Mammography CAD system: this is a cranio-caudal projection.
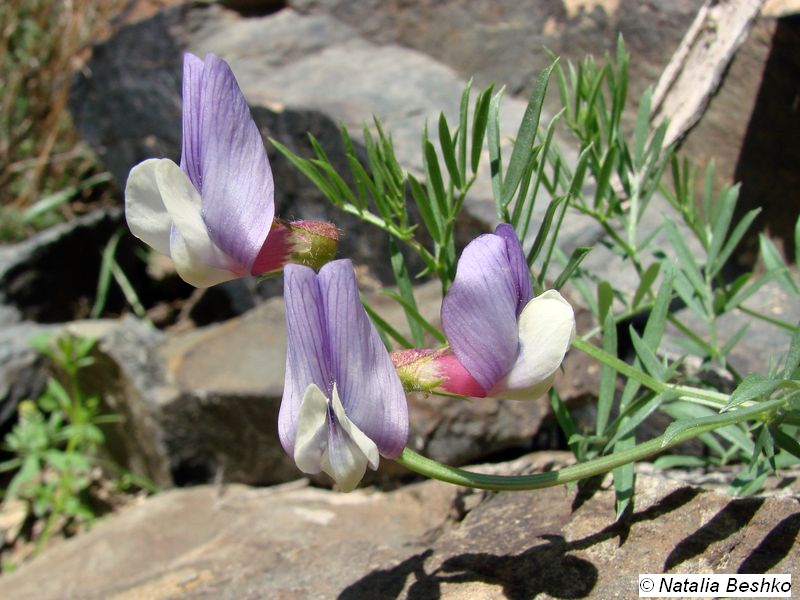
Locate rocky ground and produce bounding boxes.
[0,453,797,599]
[1,0,798,597]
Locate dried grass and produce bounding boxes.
[0,0,127,239]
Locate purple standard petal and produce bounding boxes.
[494,223,533,316]
[279,264,332,456]
[318,260,408,458]
[179,53,205,191]
[441,233,520,392]
[197,54,275,272]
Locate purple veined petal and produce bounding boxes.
[125,159,172,256]
[441,233,520,392]
[490,290,576,400]
[180,53,205,191]
[279,264,332,456]
[317,260,408,458]
[197,54,275,273]
[155,160,238,287]
[494,223,533,316]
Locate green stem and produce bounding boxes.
[36,369,84,556]
[739,305,798,332]
[571,337,729,406]
[395,398,782,491]
[582,302,654,339]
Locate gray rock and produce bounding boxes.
[0,453,795,599]
[663,279,800,377]
[290,0,704,103]
[0,322,57,433]
[65,318,174,488]
[404,463,799,599]
[291,0,800,268]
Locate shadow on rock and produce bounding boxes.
[339,551,432,600]
[738,510,800,574]
[406,541,598,600]
[664,497,765,571]
[340,487,702,599]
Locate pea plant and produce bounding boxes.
[0,332,153,562]
[274,40,799,515]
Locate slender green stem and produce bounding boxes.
[395,397,785,491]
[572,336,666,393]
[739,305,798,332]
[582,302,655,339]
[572,337,730,406]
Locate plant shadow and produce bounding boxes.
[340,487,701,599]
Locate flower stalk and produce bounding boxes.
[395,396,788,491]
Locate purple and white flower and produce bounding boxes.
[394,224,576,400]
[279,260,408,491]
[125,53,336,287]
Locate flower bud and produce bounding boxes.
[391,348,487,398]
[287,220,340,271]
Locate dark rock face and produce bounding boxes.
[68,10,184,191]
[0,323,56,436]
[0,209,129,324]
[731,16,800,266]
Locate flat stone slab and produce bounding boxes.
[1,453,796,599]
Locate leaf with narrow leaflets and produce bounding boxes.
[663,397,786,448]
[629,329,664,380]
[596,310,617,436]
[785,323,800,379]
[753,425,777,472]
[632,262,660,309]
[760,233,800,296]
[653,455,711,469]
[271,138,340,207]
[549,389,582,459]
[502,63,555,208]
[597,281,613,322]
[593,145,618,211]
[710,207,760,278]
[771,425,800,460]
[458,79,472,175]
[707,186,738,269]
[360,295,412,350]
[666,222,706,300]
[526,196,564,266]
[725,374,784,411]
[408,174,442,244]
[731,462,770,497]
[613,451,634,520]
[382,290,446,345]
[795,215,800,266]
[488,88,505,214]
[423,138,448,219]
[438,113,461,190]
[471,85,493,174]
[552,246,591,290]
[642,266,674,349]
[388,238,425,346]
